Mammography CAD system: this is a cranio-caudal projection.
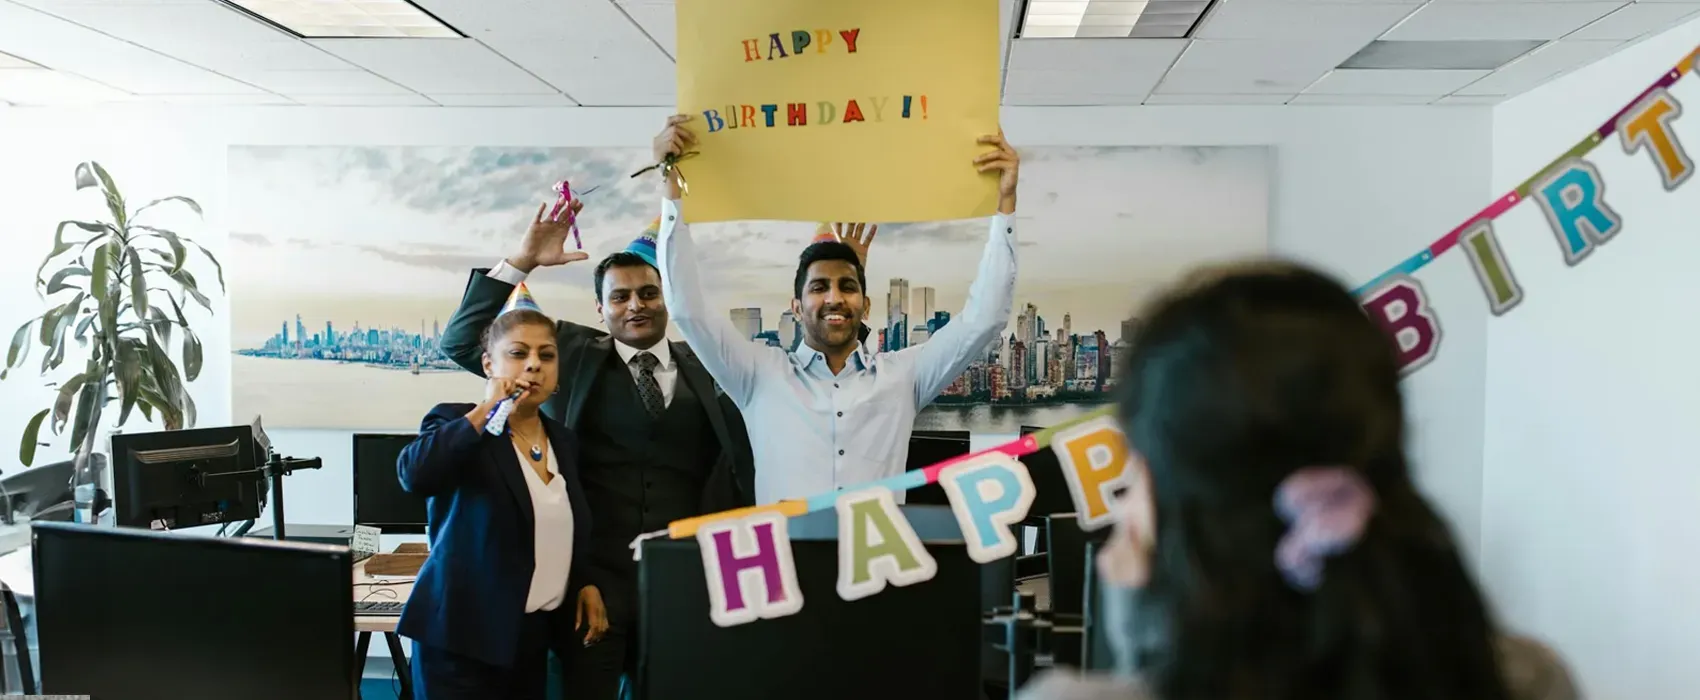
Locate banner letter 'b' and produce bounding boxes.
[1360,275,1442,375]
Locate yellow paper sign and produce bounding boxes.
[675,0,1002,223]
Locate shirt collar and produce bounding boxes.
[614,338,672,369]
[793,342,876,372]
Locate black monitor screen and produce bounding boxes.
[639,535,982,700]
[1021,425,1078,519]
[111,426,264,529]
[905,430,971,506]
[32,522,354,700]
[353,433,426,534]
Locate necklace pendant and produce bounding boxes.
[530,445,544,461]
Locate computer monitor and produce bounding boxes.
[0,457,83,523]
[353,433,427,534]
[32,521,355,700]
[904,429,971,506]
[638,508,983,700]
[1020,425,1077,519]
[111,425,265,529]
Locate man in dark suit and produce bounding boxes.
[439,200,754,700]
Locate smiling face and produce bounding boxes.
[792,258,868,354]
[597,262,668,349]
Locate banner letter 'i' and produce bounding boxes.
[1462,220,1524,315]
[1359,275,1442,375]
[1620,88,1693,192]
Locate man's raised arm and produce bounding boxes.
[653,115,772,408]
[910,132,1022,406]
[441,200,590,376]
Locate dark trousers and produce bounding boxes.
[566,571,636,700]
[413,611,558,700]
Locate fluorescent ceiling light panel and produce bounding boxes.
[1019,0,1214,39]
[219,0,462,38]
[1340,40,1545,71]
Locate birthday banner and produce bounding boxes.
[642,407,1138,627]
[673,0,1001,224]
[1358,44,1700,375]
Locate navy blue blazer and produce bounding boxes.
[395,402,593,668]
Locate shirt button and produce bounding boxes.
[1007,227,1013,234]
[836,411,843,417]
[833,383,840,388]
[838,449,845,456]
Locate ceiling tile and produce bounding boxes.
[428,93,576,106]
[1141,93,1294,104]
[616,0,676,57]
[239,69,412,95]
[308,38,557,95]
[288,93,436,106]
[0,68,133,104]
[1004,38,1187,104]
[142,93,298,105]
[1453,39,1623,94]
[26,2,356,74]
[1569,2,1700,40]
[0,1,267,94]
[1305,68,1490,94]
[1195,1,1419,40]
[1435,94,1508,105]
[0,52,41,69]
[1154,39,1361,94]
[1383,2,1628,40]
[1287,93,1439,104]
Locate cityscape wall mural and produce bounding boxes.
[227,144,1270,432]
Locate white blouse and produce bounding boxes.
[516,444,574,613]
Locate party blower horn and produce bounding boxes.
[484,282,544,435]
[550,179,600,250]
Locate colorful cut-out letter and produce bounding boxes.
[939,453,1035,562]
[1536,159,1622,265]
[1359,275,1442,375]
[697,512,804,627]
[1621,89,1692,192]
[1053,415,1135,531]
[835,487,938,602]
[1462,221,1523,316]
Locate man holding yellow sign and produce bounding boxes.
[651,114,1020,504]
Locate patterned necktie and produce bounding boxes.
[632,351,664,418]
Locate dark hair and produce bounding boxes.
[1115,261,1510,700]
[593,251,658,303]
[793,242,866,299]
[481,308,555,353]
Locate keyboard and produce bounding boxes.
[354,600,405,616]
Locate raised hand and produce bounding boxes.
[973,130,1020,214]
[831,222,878,267]
[653,114,696,165]
[509,199,591,273]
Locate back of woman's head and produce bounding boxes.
[1116,261,1510,700]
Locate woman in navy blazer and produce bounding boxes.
[396,307,608,699]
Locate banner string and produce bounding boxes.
[1352,44,1700,297]
[630,405,1116,549]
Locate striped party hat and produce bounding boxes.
[625,216,660,268]
[500,281,543,315]
[811,222,836,245]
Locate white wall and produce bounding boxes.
[1485,19,1700,700]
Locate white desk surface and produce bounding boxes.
[353,556,416,634]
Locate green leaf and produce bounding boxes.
[126,247,148,325]
[182,327,202,382]
[132,226,188,275]
[193,242,225,292]
[7,320,32,370]
[116,345,143,427]
[148,307,173,348]
[73,163,99,191]
[46,267,90,294]
[67,380,97,458]
[74,314,96,347]
[132,196,202,219]
[90,239,111,309]
[36,221,101,289]
[18,408,49,467]
[94,241,119,347]
[171,268,211,312]
[51,372,88,434]
[167,293,188,326]
[182,389,197,429]
[144,336,187,430]
[89,163,125,228]
[38,293,80,349]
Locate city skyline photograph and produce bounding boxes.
[228,144,1270,431]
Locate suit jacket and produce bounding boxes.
[394,403,592,668]
[438,271,756,568]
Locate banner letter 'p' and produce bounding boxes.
[1359,275,1442,375]
[939,453,1035,562]
[1536,158,1622,265]
[697,512,804,627]
[1053,415,1135,531]
[1620,88,1692,192]
[835,487,938,602]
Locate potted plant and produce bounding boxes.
[3,162,222,523]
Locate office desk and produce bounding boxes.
[353,556,416,700]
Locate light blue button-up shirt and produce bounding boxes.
[657,198,1017,503]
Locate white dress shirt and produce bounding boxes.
[656,198,1017,503]
[517,444,574,613]
[487,261,678,407]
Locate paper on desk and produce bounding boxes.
[0,546,34,598]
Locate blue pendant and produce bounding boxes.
[530,445,544,462]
